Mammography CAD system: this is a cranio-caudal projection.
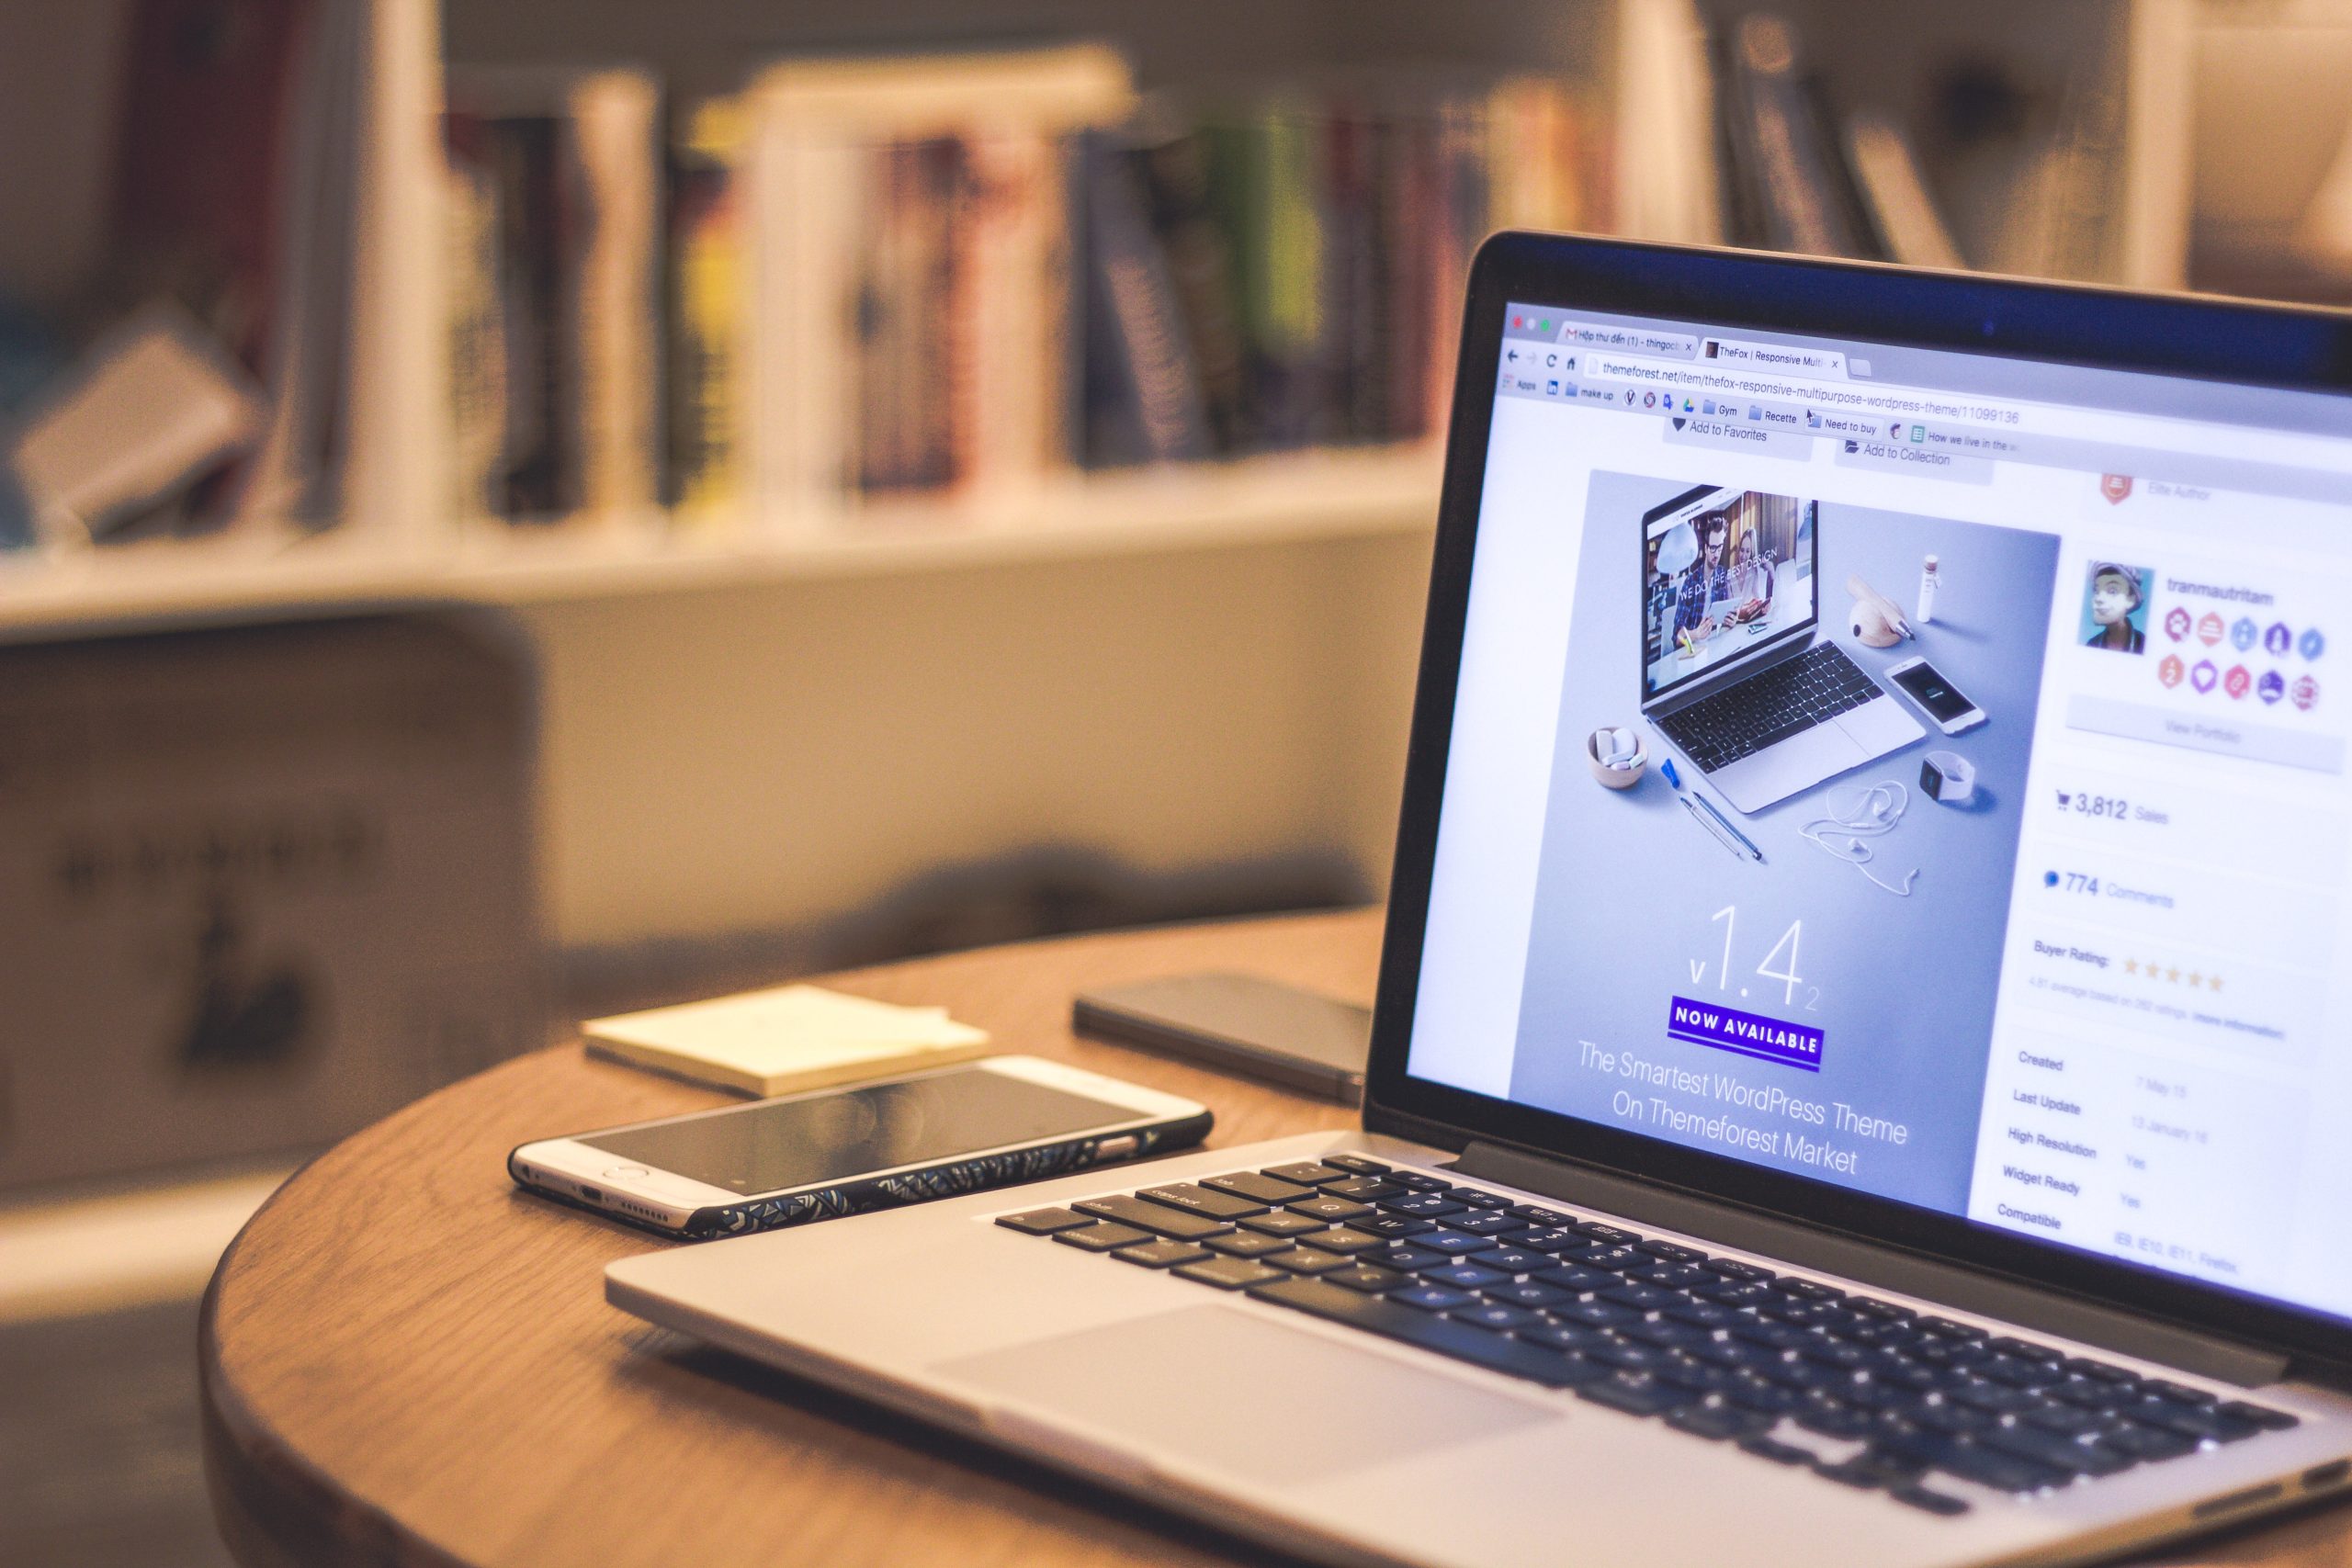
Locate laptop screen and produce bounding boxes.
[1406,299,2352,1325]
[1641,486,1819,703]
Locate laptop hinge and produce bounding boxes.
[1451,1140,2290,1389]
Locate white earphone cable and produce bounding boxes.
[1800,780,1917,897]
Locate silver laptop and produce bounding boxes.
[1638,483,1925,813]
[609,236,2352,1568]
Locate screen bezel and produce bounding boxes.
[1639,485,1822,705]
[1364,232,2352,1372]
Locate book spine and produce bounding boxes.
[568,71,661,518]
[441,111,508,523]
[1135,127,1250,456]
[664,96,748,524]
[1074,130,1211,467]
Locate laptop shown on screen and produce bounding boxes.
[1635,481,1926,811]
[608,237,2352,1568]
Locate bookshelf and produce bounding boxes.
[0,0,2207,634]
[0,444,1441,636]
[0,0,2250,960]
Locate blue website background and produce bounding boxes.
[1507,469,2062,1212]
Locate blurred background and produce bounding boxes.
[3,1,2350,1562]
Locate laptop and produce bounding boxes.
[1639,482,1927,813]
[609,236,2352,1567]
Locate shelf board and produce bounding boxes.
[0,446,1442,637]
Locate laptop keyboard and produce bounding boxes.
[998,1157,2298,1517]
[1657,641,1884,773]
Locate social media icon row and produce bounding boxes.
[2157,655,2319,709]
[2162,606,2324,660]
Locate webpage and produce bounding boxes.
[1409,304,2352,1322]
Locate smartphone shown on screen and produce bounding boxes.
[510,1055,1211,1239]
[1884,655,1987,735]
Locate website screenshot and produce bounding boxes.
[1409,304,2352,1323]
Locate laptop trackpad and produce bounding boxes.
[935,1304,1559,1481]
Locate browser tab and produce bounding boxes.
[1555,321,1699,359]
[1701,336,1848,379]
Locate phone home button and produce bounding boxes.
[605,1166,651,1180]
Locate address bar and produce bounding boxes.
[1587,355,2352,472]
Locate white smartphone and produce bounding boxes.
[510,1055,1212,1239]
[1885,655,1987,734]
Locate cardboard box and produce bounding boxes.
[0,612,543,1190]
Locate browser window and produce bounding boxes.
[1408,301,2352,1322]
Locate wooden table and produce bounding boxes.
[202,909,2352,1568]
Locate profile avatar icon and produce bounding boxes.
[2083,562,2150,655]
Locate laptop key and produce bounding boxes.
[1137,1184,1267,1221]
[1261,1162,1351,1187]
[1579,1372,1700,1417]
[1467,1247,1548,1274]
[1413,1229,1501,1257]
[1390,1285,1477,1313]
[1319,1155,1391,1177]
[1115,1240,1215,1269]
[1380,1193,1467,1218]
[1074,1195,1231,1240]
[1253,1277,1606,1388]
[994,1208,1095,1235]
[1203,1230,1294,1258]
[1370,1244,1447,1273]
[1362,1215,1435,1238]
[1175,1256,1290,1291]
[2218,1401,2300,1432]
[1322,1179,1406,1205]
[1266,1247,1351,1275]
[1888,1485,1972,1517]
[1288,1195,1376,1224]
[1451,1212,1525,1236]
[1979,1424,2133,1479]
[1238,1211,1328,1237]
[1449,1303,1545,1333]
[1054,1222,1157,1252]
[1306,1226,1382,1255]
[1201,1171,1317,1205]
[1423,1262,1510,1292]
[1323,1263,1407,1293]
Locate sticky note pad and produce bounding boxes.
[583,984,991,1096]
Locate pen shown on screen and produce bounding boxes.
[1661,757,1765,863]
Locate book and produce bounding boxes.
[742,43,1133,516]
[444,65,661,523]
[664,95,748,524]
[1724,13,1871,259]
[9,301,265,539]
[1845,113,1965,270]
[1074,130,1212,467]
[583,983,992,1097]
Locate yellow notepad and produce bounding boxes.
[583,984,991,1096]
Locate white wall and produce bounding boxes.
[522,529,1431,950]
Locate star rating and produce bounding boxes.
[2129,959,2223,990]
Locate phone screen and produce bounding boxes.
[1891,660,1975,722]
[577,1068,1136,1196]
